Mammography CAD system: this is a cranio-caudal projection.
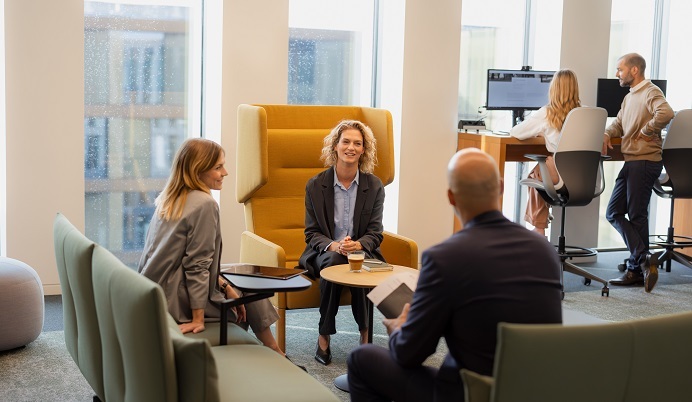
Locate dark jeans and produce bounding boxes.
[347,344,463,402]
[606,160,663,272]
[316,251,368,335]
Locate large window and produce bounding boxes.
[458,0,526,220]
[459,0,563,223]
[287,0,375,106]
[84,1,203,266]
[607,0,656,76]
[660,0,692,110]
[528,0,563,71]
[458,0,526,131]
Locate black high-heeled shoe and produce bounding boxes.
[314,339,332,365]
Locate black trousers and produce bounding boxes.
[316,251,368,335]
[347,344,464,402]
[606,160,663,271]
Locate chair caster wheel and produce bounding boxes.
[601,287,609,297]
[617,263,627,272]
[583,278,591,286]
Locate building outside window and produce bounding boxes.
[287,0,375,106]
[84,1,202,267]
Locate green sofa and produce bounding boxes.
[461,311,692,402]
[54,213,339,402]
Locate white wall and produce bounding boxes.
[4,0,84,295]
[396,0,463,256]
[561,0,612,107]
[218,0,289,263]
[550,0,613,250]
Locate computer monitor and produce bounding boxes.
[486,69,555,111]
[596,78,668,117]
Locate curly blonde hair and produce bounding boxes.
[320,120,377,173]
[545,69,581,132]
[155,138,224,221]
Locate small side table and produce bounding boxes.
[220,270,311,346]
[320,264,419,392]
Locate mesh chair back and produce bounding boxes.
[662,109,692,198]
[554,107,608,206]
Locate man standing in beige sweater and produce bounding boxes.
[603,53,674,293]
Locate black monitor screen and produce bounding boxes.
[486,69,555,110]
[596,78,667,117]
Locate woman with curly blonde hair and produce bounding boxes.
[320,120,378,173]
[299,119,386,365]
[510,69,582,235]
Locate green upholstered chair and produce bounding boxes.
[461,311,692,402]
[91,244,340,402]
[53,213,104,401]
[53,214,261,402]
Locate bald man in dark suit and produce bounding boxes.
[347,148,563,401]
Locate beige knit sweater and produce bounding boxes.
[604,80,674,162]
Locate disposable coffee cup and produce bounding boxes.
[348,251,365,272]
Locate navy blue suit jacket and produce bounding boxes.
[389,210,562,390]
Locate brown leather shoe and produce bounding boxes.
[644,254,659,293]
[610,270,644,286]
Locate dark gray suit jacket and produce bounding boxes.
[299,167,385,278]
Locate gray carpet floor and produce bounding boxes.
[2,250,691,402]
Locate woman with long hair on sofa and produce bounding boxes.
[137,138,285,355]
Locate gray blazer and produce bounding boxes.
[138,190,226,323]
[299,167,385,277]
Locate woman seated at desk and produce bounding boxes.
[510,69,581,235]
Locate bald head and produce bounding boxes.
[447,148,502,222]
[620,53,646,76]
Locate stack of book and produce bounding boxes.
[363,259,393,272]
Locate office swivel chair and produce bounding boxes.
[649,109,692,273]
[521,107,610,298]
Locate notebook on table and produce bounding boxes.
[363,259,393,272]
[221,263,307,280]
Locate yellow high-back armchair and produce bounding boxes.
[236,104,418,350]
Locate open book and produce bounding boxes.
[367,271,420,319]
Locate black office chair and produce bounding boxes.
[521,106,610,298]
[649,109,692,272]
